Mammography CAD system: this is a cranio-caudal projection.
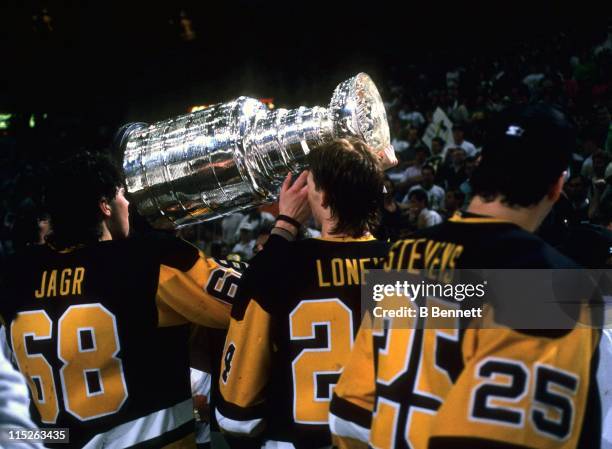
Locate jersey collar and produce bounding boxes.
[449,211,515,225]
[315,234,376,242]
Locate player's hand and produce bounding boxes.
[277,171,311,231]
[377,144,398,170]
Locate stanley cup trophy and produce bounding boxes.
[116,73,390,229]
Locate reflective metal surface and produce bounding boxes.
[118,73,390,229]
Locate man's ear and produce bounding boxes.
[99,198,112,218]
[321,191,329,209]
[548,172,566,203]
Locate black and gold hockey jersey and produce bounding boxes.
[0,233,244,448]
[330,212,602,449]
[216,234,389,449]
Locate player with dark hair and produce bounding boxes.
[0,152,243,448]
[216,138,390,448]
[330,105,602,449]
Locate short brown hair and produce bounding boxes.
[307,138,384,237]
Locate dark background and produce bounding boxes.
[0,2,610,259]
[0,2,609,217]
[0,2,607,123]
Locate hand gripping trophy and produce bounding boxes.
[115,73,391,229]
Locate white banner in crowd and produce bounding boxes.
[422,107,453,149]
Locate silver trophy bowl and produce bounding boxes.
[117,73,389,229]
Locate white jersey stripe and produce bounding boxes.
[215,408,262,437]
[599,328,612,449]
[82,398,193,449]
[261,440,297,448]
[329,411,370,444]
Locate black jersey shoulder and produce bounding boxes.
[412,220,594,335]
[127,232,200,271]
[232,237,389,319]
[412,219,579,269]
[0,233,198,323]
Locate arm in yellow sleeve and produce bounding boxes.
[215,299,273,438]
[156,255,240,328]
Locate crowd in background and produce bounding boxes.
[1,26,612,264]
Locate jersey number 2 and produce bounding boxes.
[289,298,354,425]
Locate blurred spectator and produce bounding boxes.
[599,106,612,154]
[390,120,409,154]
[375,176,409,241]
[522,65,546,96]
[459,155,478,205]
[397,126,428,166]
[398,98,426,129]
[407,189,442,229]
[209,241,230,260]
[563,174,590,224]
[11,209,49,250]
[446,67,462,89]
[443,124,478,158]
[580,128,604,179]
[426,137,446,178]
[232,221,256,261]
[235,209,275,241]
[394,146,430,195]
[486,90,506,113]
[446,87,470,124]
[402,165,445,211]
[221,212,244,246]
[442,189,466,219]
[593,149,610,182]
[440,147,468,190]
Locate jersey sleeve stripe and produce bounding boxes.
[215,396,267,421]
[329,411,370,445]
[429,436,535,449]
[215,408,263,437]
[260,440,297,448]
[81,398,193,448]
[329,393,372,429]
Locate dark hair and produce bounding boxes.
[421,164,435,175]
[307,138,384,237]
[431,137,445,146]
[383,175,395,195]
[471,104,576,207]
[44,151,124,248]
[566,173,586,186]
[409,188,429,207]
[448,189,466,204]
